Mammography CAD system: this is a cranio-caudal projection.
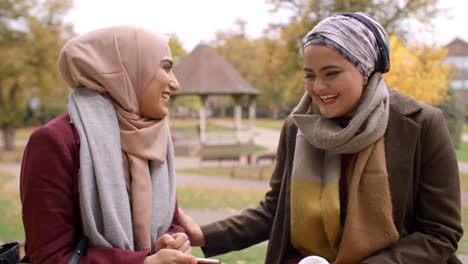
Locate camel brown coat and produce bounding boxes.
[201,89,463,264]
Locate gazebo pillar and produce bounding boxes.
[248,95,257,145]
[233,95,243,143]
[248,95,256,129]
[233,95,242,130]
[199,95,208,144]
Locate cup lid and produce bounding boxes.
[298,256,329,264]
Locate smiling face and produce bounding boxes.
[303,44,366,118]
[140,47,180,119]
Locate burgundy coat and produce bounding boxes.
[20,113,185,264]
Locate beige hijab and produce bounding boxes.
[59,25,170,251]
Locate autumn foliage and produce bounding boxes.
[385,36,452,105]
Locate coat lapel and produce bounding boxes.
[385,90,422,231]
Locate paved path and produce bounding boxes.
[211,120,280,152]
[0,162,21,189]
[252,127,280,152]
[0,162,20,175]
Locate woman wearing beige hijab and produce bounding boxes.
[20,25,197,264]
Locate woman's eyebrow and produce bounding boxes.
[320,65,340,71]
[161,59,173,66]
[303,65,341,72]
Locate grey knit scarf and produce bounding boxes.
[290,73,393,262]
[68,87,176,252]
[292,73,389,154]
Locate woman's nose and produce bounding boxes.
[169,75,180,91]
[313,78,326,92]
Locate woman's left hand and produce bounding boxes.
[155,233,192,255]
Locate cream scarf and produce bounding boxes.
[290,73,399,263]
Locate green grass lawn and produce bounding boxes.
[461,172,468,192]
[0,171,24,242]
[459,205,468,253]
[456,142,468,162]
[459,173,468,253]
[192,245,267,264]
[177,165,274,180]
[170,119,236,141]
[255,119,283,131]
[202,145,268,156]
[177,186,265,209]
[171,118,284,132]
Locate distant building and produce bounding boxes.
[445,38,468,90]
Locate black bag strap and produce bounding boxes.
[18,237,87,264]
[67,237,88,264]
[0,242,20,264]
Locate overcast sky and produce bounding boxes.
[67,0,468,52]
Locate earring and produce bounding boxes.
[363,76,369,84]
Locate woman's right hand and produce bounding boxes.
[177,208,206,247]
[143,248,197,264]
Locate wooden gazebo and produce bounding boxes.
[173,44,260,144]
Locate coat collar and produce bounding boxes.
[389,88,422,116]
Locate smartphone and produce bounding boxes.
[196,257,222,264]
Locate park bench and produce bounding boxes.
[200,153,240,166]
[255,152,276,165]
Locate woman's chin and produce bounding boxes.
[319,109,339,119]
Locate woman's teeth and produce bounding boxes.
[320,93,338,102]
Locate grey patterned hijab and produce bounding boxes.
[295,12,391,152]
[303,13,389,78]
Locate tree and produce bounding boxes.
[166,34,201,116]
[438,87,464,149]
[0,0,74,151]
[267,0,440,37]
[385,35,451,105]
[168,33,187,66]
[211,19,293,118]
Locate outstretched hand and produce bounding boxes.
[177,208,206,247]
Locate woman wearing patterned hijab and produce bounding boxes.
[179,13,462,264]
[20,26,197,264]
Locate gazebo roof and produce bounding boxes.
[173,44,260,96]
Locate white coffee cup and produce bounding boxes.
[298,256,329,264]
